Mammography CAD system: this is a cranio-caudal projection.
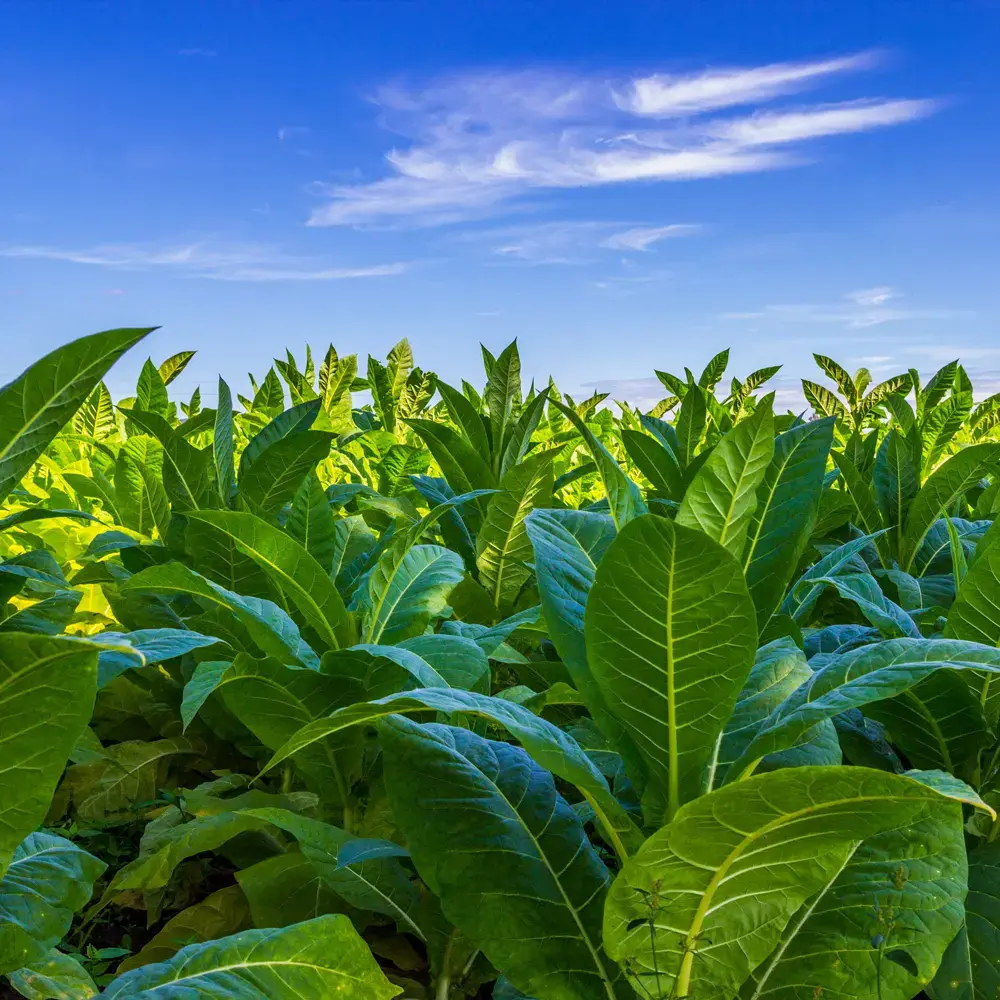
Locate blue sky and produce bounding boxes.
[2,1,998,409]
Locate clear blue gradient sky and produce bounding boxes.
[1,1,998,409]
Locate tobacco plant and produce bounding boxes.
[2,329,1000,999]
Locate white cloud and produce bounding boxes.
[848,285,897,307]
[721,287,961,329]
[309,53,938,227]
[601,224,699,251]
[458,219,698,264]
[0,242,409,282]
[278,126,310,141]
[617,53,873,116]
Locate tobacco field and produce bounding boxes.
[4,325,1000,999]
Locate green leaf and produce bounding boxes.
[0,590,82,635]
[123,562,319,668]
[184,655,361,806]
[500,390,550,479]
[72,381,115,440]
[0,833,105,975]
[361,543,464,645]
[262,686,638,855]
[214,377,236,504]
[0,327,153,503]
[902,444,1000,570]
[437,380,490,461]
[7,948,98,999]
[866,667,992,776]
[381,718,627,1000]
[235,853,350,929]
[697,348,729,390]
[95,628,223,687]
[477,449,554,609]
[236,431,333,518]
[115,886,251,973]
[675,383,707,466]
[102,915,401,999]
[585,515,757,822]
[604,767,975,1000]
[0,508,95,533]
[743,417,834,628]
[184,510,356,650]
[66,737,198,824]
[745,795,966,1000]
[832,449,893,565]
[125,409,217,511]
[783,531,886,623]
[136,358,171,418]
[715,638,839,786]
[158,350,195,386]
[676,397,774,556]
[485,340,521,470]
[621,428,683,499]
[874,429,920,559]
[0,636,97,874]
[238,400,320,480]
[550,399,646,530]
[729,638,1000,777]
[405,419,497,528]
[802,378,847,420]
[115,440,170,539]
[286,472,338,572]
[811,573,921,638]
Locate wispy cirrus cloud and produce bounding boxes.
[721,286,962,329]
[309,52,938,227]
[462,219,699,264]
[0,242,409,282]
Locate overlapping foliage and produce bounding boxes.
[3,331,1000,998]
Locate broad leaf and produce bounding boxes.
[585,515,757,821]
[0,833,105,975]
[676,397,774,556]
[0,636,98,874]
[743,417,834,627]
[184,510,356,650]
[381,718,628,1000]
[0,327,152,503]
[604,767,978,1000]
[102,915,401,999]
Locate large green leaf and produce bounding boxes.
[550,399,646,530]
[902,444,1000,570]
[585,515,757,821]
[604,767,978,1000]
[0,833,105,975]
[214,377,236,504]
[485,339,521,470]
[477,449,554,609]
[715,638,839,786]
[0,327,153,503]
[832,450,893,566]
[184,510,356,650]
[122,562,319,668]
[0,636,98,874]
[102,915,401,999]
[676,398,774,556]
[742,807,966,1000]
[729,638,1000,778]
[116,886,251,973]
[743,417,834,627]
[6,948,97,999]
[381,718,628,1000]
[874,429,920,558]
[865,667,991,777]
[436,380,490,460]
[184,654,362,806]
[236,431,332,518]
[360,542,464,645]
[239,399,320,476]
[125,409,217,511]
[286,472,338,572]
[261,686,640,856]
[621,427,683,499]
